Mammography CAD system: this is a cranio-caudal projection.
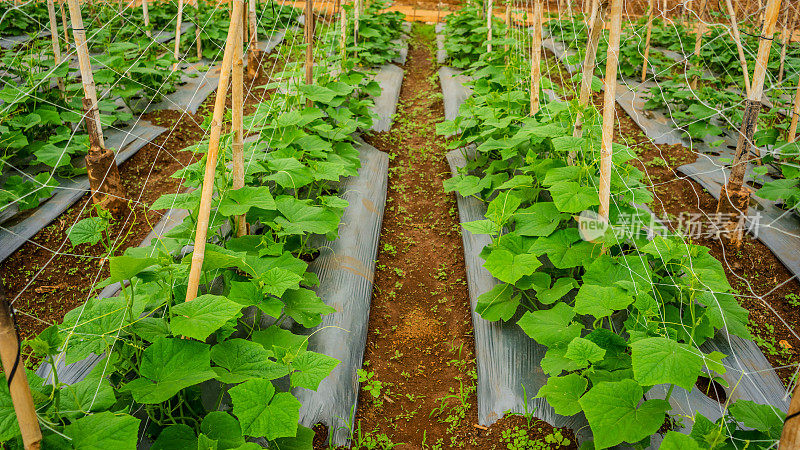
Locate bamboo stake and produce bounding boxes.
[530,0,542,114]
[173,0,184,71]
[67,0,104,149]
[185,0,244,302]
[142,0,151,37]
[487,0,493,53]
[572,0,605,141]
[59,0,70,45]
[0,291,42,450]
[641,0,655,83]
[46,0,64,93]
[246,0,260,78]
[689,0,708,90]
[725,0,751,96]
[789,79,800,141]
[354,0,359,45]
[717,0,782,246]
[305,0,314,91]
[598,0,622,222]
[504,0,511,54]
[780,378,800,449]
[232,7,246,237]
[340,0,347,59]
[778,1,799,83]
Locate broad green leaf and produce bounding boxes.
[564,337,606,368]
[64,412,139,450]
[536,277,577,305]
[269,425,315,450]
[59,375,116,418]
[630,337,704,390]
[126,338,216,404]
[462,219,497,235]
[228,280,283,318]
[201,411,246,449]
[152,424,196,450]
[275,197,340,236]
[482,248,541,284]
[282,288,335,328]
[475,283,519,321]
[574,284,634,318]
[660,431,702,449]
[485,191,522,225]
[728,400,784,438]
[107,255,159,284]
[211,338,289,384]
[229,379,301,440]
[290,350,340,390]
[549,181,600,213]
[579,380,670,449]
[0,378,19,441]
[170,294,242,341]
[218,186,276,216]
[517,303,582,348]
[513,202,569,237]
[67,217,108,246]
[535,373,587,416]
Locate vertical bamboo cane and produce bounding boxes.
[689,0,707,90]
[354,0,359,45]
[780,378,800,449]
[530,0,542,114]
[341,0,347,59]
[185,0,244,302]
[598,0,622,222]
[641,0,655,82]
[59,0,70,45]
[725,0,752,96]
[778,2,799,83]
[67,0,104,149]
[46,0,64,93]
[572,0,605,141]
[504,0,511,54]
[487,0,493,53]
[246,0,260,78]
[232,9,246,237]
[662,0,667,20]
[717,0,781,246]
[789,79,800,141]
[305,0,314,92]
[142,0,151,37]
[0,292,42,450]
[173,0,184,71]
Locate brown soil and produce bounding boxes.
[543,51,800,386]
[1,49,287,352]
[336,25,576,450]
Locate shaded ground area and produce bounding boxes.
[345,24,576,450]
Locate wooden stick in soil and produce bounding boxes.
[232,7,246,237]
[487,0,493,53]
[778,2,799,83]
[598,0,622,222]
[689,0,708,90]
[246,0,260,79]
[0,289,42,450]
[641,0,655,83]
[572,0,606,144]
[46,0,64,93]
[173,0,184,71]
[530,0,542,115]
[185,0,244,302]
[716,0,782,247]
[724,0,752,96]
[59,0,70,45]
[780,378,800,449]
[354,0,359,45]
[142,0,151,37]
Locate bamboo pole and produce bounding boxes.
[173,0,184,71]
[0,291,42,450]
[59,0,70,45]
[142,0,151,37]
[305,0,314,91]
[689,0,708,90]
[641,0,655,82]
[789,79,800,141]
[780,378,800,449]
[572,0,605,142]
[232,7,246,237]
[598,0,622,222]
[354,0,359,45]
[487,0,493,53]
[716,0,782,246]
[724,0,751,96]
[530,0,542,114]
[246,0,260,78]
[185,0,244,302]
[46,0,64,93]
[341,0,347,58]
[67,0,106,150]
[504,0,511,54]
[778,2,799,83]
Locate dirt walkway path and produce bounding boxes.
[348,25,575,450]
